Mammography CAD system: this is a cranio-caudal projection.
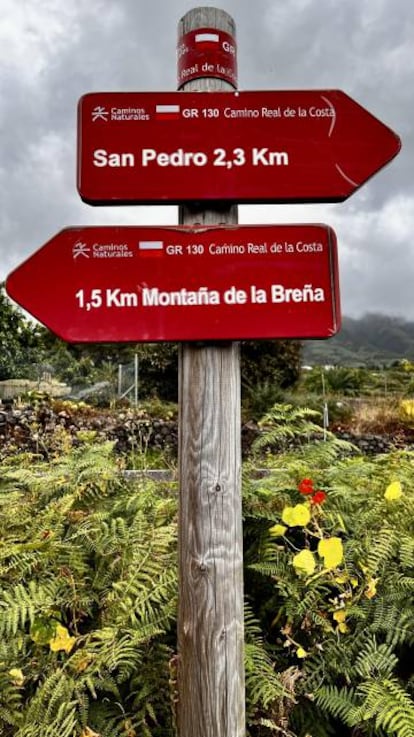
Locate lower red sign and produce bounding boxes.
[6,225,341,343]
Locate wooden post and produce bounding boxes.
[134,353,138,407]
[177,8,245,737]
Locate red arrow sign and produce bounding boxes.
[77,90,400,205]
[6,225,340,343]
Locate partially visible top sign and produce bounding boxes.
[77,90,400,206]
[177,27,237,88]
[6,224,340,343]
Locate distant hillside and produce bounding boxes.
[302,314,414,365]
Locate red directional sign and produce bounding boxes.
[77,90,400,205]
[6,225,340,343]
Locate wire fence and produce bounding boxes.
[117,355,139,405]
[0,356,141,407]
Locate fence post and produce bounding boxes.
[134,353,138,407]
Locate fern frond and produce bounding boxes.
[315,684,359,725]
[0,670,24,729]
[245,642,286,709]
[253,403,325,452]
[365,598,414,647]
[353,638,398,679]
[366,527,397,576]
[357,677,414,737]
[0,579,61,636]
[398,535,414,568]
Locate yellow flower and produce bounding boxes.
[400,399,414,417]
[269,523,287,537]
[365,577,378,599]
[333,609,349,633]
[334,573,348,584]
[9,668,24,686]
[384,481,403,501]
[72,654,93,673]
[49,624,76,654]
[293,549,316,576]
[334,572,357,587]
[282,503,311,527]
[296,646,308,658]
[318,537,344,570]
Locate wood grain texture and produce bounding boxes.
[178,6,236,36]
[177,8,245,737]
[178,344,244,737]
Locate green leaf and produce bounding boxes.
[30,617,59,646]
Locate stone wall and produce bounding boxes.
[1,402,414,461]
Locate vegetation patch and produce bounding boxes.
[1,407,414,736]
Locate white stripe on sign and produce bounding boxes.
[155,105,180,114]
[138,241,164,251]
[195,32,219,43]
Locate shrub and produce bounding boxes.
[243,405,414,736]
[0,444,178,737]
[1,407,414,736]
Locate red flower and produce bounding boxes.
[298,478,314,495]
[311,490,327,505]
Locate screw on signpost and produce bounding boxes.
[176,8,245,737]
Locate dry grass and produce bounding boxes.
[349,398,405,434]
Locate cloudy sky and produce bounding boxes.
[1,0,412,320]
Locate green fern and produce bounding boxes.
[356,677,414,737]
[0,444,178,737]
[252,403,327,452]
[353,639,398,680]
[1,407,414,736]
[242,407,414,737]
[315,684,359,725]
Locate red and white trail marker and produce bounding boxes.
[177,26,237,87]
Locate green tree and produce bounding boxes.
[135,343,179,400]
[242,340,302,390]
[133,340,302,403]
[0,285,43,380]
[302,366,364,396]
[7,315,302,403]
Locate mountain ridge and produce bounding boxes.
[302,313,414,365]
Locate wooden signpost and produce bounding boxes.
[177,10,245,737]
[5,6,401,737]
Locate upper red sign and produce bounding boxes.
[177,27,237,88]
[6,225,340,343]
[77,90,400,205]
